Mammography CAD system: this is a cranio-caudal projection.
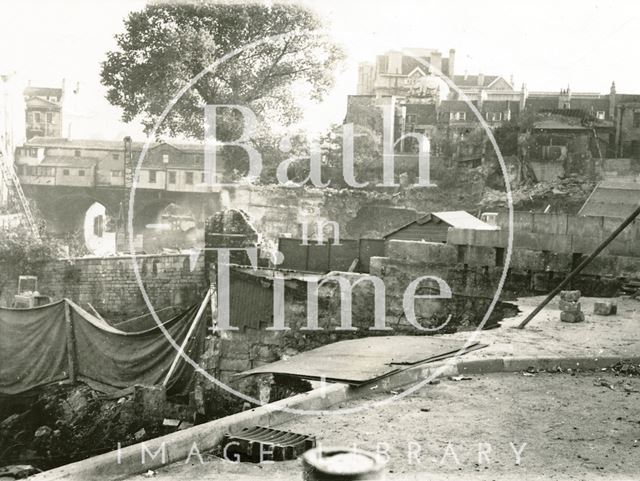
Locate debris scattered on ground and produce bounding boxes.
[594,378,615,390]
[449,375,473,381]
[420,407,431,412]
[0,382,193,471]
[480,176,596,211]
[162,418,180,428]
[0,464,41,478]
[605,360,640,377]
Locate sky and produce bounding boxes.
[1,0,639,140]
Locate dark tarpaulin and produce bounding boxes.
[0,300,205,396]
[68,301,204,395]
[0,301,68,395]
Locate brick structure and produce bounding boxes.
[0,254,207,320]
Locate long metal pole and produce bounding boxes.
[162,288,212,387]
[517,203,640,329]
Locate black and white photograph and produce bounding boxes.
[0,1,639,480]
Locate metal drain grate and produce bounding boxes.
[221,426,316,462]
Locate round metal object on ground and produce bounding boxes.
[301,446,387,480]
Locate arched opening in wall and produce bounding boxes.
[136,201,203,253]
[83,202,116,256]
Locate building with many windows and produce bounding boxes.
[24,83,64,139]
[14,137,223,193]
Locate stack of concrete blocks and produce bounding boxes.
[593,301,617,316]
[559,290,584,323]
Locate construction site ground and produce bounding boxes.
[120,295,640,481]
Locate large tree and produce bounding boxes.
[101,3,344,140]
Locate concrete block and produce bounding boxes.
[571,235,601,254]
[593,301,617,316]
[424,243,458,265]
[559,300,581,312]
[368,256,388,276]
[386,240,425,261]
[514,232,572,253]
[580,255,618,276]
[446,228,475,246]
[509,248,546,271]
[545,252,572,272]
[133,384,166,419]
[567,215,603,238]
[560,311,584,323]
[457,358,505,374]
[560,290,581,302]
[470,229,508,248]
[218,358,252,372]
[532,213,568,235]
[466,246,496,267]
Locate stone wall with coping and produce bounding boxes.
[0,253,207,320]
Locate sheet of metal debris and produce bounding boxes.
[235,336,486,384]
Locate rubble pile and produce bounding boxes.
[480,176,597,212]
[559,290,584,323]
[0,383,166,470]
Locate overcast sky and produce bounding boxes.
[1,0,638,140]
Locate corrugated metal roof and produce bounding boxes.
[578,181,640,218]
[384,210,497,238]
[431,211,498,230]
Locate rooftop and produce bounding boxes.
[579,180,640,218]
[24,137,206,152]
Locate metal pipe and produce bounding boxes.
[517,202,640,329]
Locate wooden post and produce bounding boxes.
[162,288,212,387]
[64,300,77,383]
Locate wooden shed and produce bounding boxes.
[383,211,497,243]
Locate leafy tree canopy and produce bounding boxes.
[101,3,345,140]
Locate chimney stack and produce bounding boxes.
[477,72,485,87]
[448,48,456,78]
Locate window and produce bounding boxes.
[63,169,70,176]
[185,171,194,184]
[633,111,640,128]
[112,153,119,160]
[162,154,169,164]
[93,216,104,238]
[35,166,54,176]
[74,149,81,157]
[406,114,417,124]
[168,171,176,184]
[596,111,606,120]
[195,154,203,164]
[46,113,53,123]
[78,169,85,176]
[34,112,41,123]
[148,170,157,183]
[111,170,122,177]
[201,172,206,183]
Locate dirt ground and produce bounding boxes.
[126,370,640,481]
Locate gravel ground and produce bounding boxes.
[127,371,640,481]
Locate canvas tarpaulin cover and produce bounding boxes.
[0,301,68,395]
[0,300,204,396]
